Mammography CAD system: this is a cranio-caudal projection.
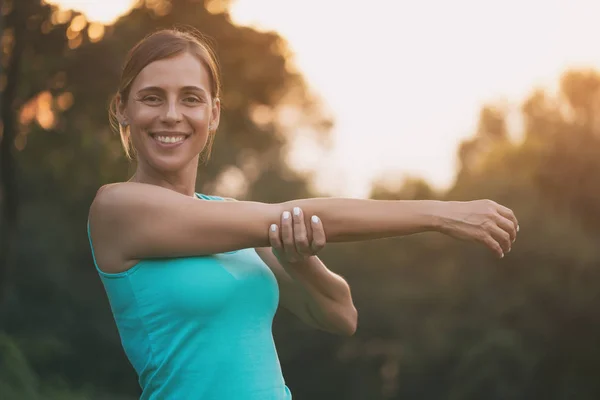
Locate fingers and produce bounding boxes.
[310,215,326,253]
[272,208,327,263]
[269,222,283,254]
[488,223,512,256]
[494,213,517,243]
[497,204,519,233]
[292,207,311,256]
[482,234,505,259]
[280,210,300,262]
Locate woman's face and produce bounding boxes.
[121,51,219,173]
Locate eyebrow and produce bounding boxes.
[136,86,208,94]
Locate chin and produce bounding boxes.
[149,155,194,174]
[135,147,189,172]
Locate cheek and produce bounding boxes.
[126,103,156,129]
[135,108,158,124]
[186,108,211,130]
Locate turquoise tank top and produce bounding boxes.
[87,193,292,399]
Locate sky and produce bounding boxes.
[47,0,600,197]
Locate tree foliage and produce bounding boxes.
[2,1,600,399]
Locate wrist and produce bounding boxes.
[421,200,448,233]
[272,249,314,269]
[282,255,317,270]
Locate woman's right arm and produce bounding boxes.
[89,182,517,272]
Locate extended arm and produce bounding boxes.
[90,182,517,273]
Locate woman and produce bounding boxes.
[87,28,518,399]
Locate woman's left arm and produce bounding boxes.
[255,207,358,336]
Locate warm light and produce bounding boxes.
[44,0,138,25]
[19,99,38,126]
[68,34,83,49]
[36,110,55,130]
[206,0,227,15]
[87,23,105,42]
[51,9,73,25]
[19,91,58,130]
[66,27,79,40]
[212,166,249,199]
[230,0,600,197]
[249,104,274,127]
[69,14,87,32]
[49,0,600,197]
[36,91,56,130]
[56,92,74,111]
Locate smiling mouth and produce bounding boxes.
[149,132,189,144]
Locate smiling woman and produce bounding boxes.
[109,29,221,167]
[87,26,519,400]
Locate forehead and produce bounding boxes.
[131,52,211,93]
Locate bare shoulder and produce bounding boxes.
[88,183,138,272]
[88,185,277,272]
[90,182,146,213]
[90,182,178,220]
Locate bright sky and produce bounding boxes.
[49,0,600,197]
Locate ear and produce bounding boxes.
[115,94,128,126]
[209,97,221,131]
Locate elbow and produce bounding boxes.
[335,305,358,337]
[345,305,358,336]
[320,304,358,337]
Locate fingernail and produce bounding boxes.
[501,253,504,258]
[311,215,319,224]
[270,224,277,232]
[517,225,520,232]
[283,211,290,220]
[293,207,300,216]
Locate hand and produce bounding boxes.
[438,199,519,258]
[269,207,327,264]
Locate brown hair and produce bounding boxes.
[108,27,221,161]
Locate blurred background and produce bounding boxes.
[2,0,600,399]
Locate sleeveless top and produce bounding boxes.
[87,193,292,399]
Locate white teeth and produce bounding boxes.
[156,135,185,144]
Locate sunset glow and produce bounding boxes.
[51,0,600,197]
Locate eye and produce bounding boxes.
[142,95,162,104]
[183,96,203,105]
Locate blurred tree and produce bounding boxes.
[1,0,26,306]
[2,0,332,397]
[4,1,600,399]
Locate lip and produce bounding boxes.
[149,131,190,149]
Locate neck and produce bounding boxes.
[130,156,200,197]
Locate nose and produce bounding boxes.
[160,99,182,125]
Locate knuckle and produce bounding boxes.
[479,234,492,247]
[297,238,310,249]
[475,230,487,242]
[484,234,495,246]
[482,235,494,247]
[481,220,494,232]
[314,238,326,248]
